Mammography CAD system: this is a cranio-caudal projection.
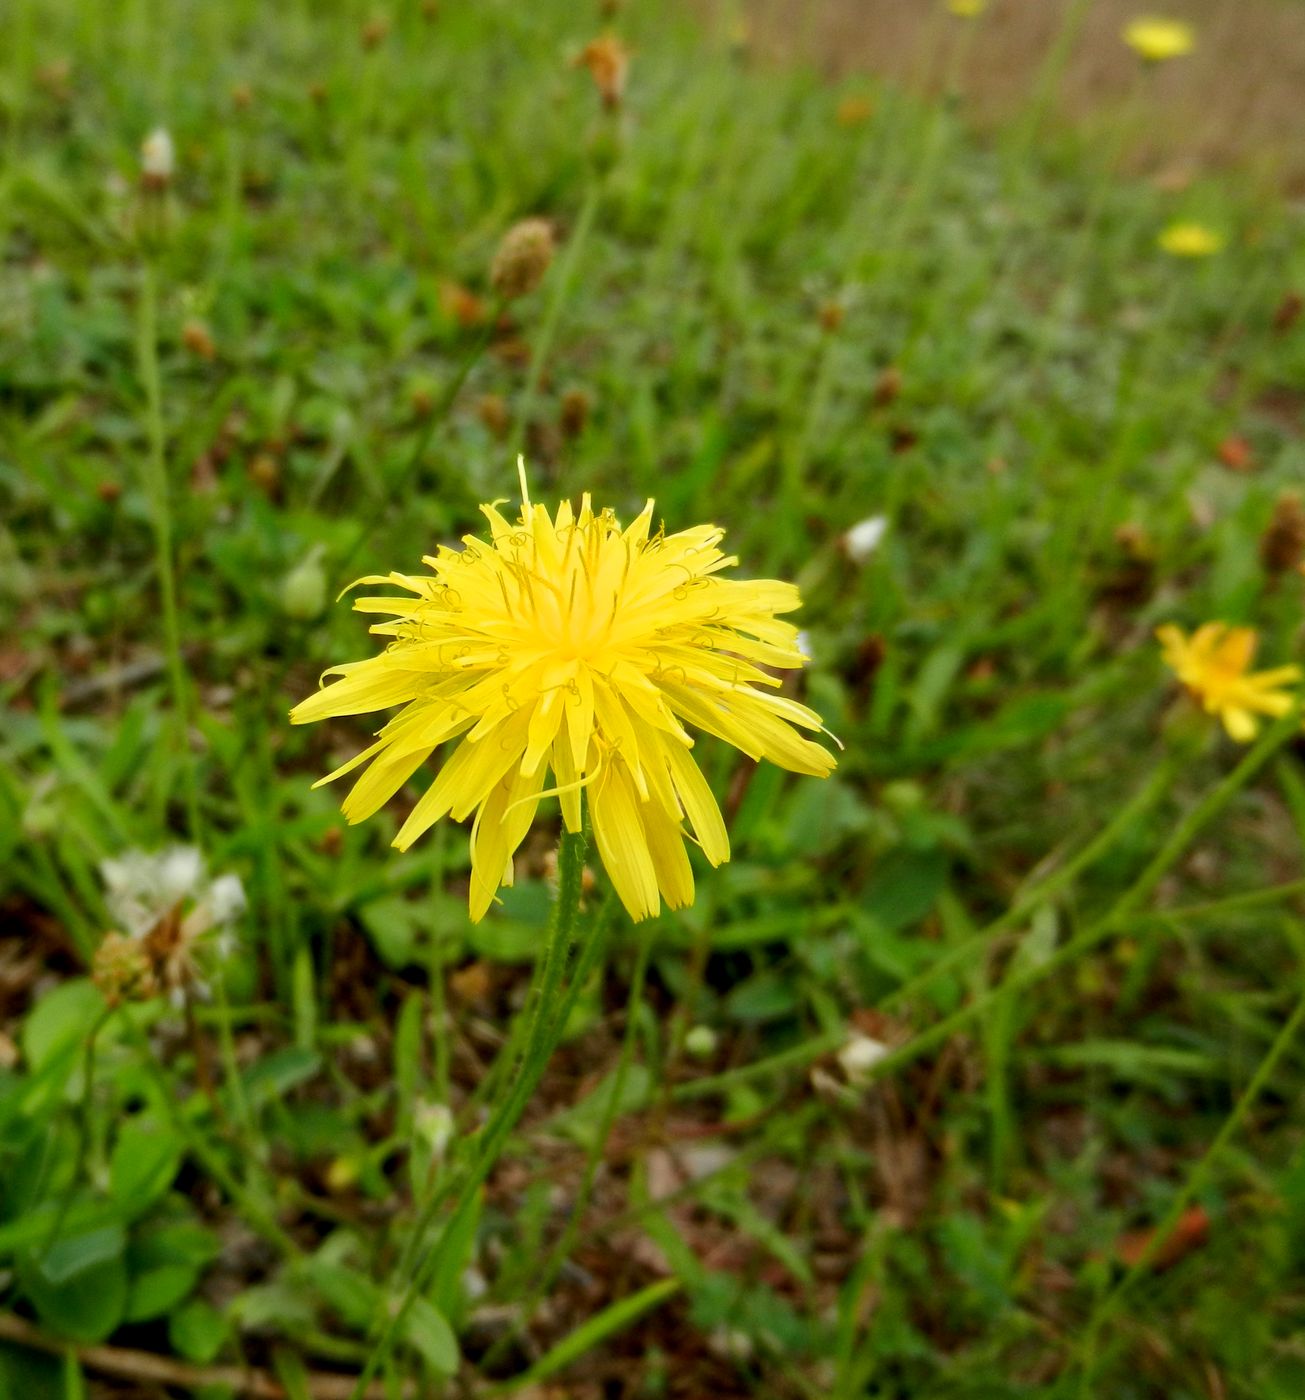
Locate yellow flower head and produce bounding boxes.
[1156,623,1300,743]
[292,474,836,923]
[1123,16,1195,62]
[947,0,987,16]
[1158,221,1223,258]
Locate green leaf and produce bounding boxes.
[301,1258,378,1329]
[124,1220,219,1322]
[402,1296,459,1376]
[109,1117,182,1215]
[359,896,421,968]
[33,1224,127,1286]
[724,970,801,1025]
[241,1047,322,1109]
[169,1299,229,1364]
[861,849,949,931]
[21,1229,128,1343]
[21,981,105,1074]
[547,1065,652,1148]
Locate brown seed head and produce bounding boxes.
[490,218,555,302]
[818,301,845,333]
[182,319,216,361]
[873,366,902,408]
[560,388,591,439]
[438,278,489,328]
[1274,291,1303,335]
[93,932,158,1007]
[96,479,122,505]
[361,15,390,49]
[1216,435,1254,473]
[477,394,509,438]
[1260,492,1305,578]
[247,452,280,496]
[577,34,630,109]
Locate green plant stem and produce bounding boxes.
[507,181,602,463]
[137,258,201,837]
[1075,981,1305,1391]
[42,1007,115,1253]
[123,1014,300,1261]
[484,915,654,1373]
[350,825,591,1400]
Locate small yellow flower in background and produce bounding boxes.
[1123,16,1195,62]
[947,0,987,17]
[1158,221,1223,258]
[1156,623,1300,742]
[293,469,836,923]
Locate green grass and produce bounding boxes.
[3,1,1305,1397]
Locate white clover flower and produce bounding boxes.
[843,515,888,564]
[207,873,248,926]
[101,845,204,938]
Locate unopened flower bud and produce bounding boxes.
[415,1102,455,1161]
[837,1033,888,1086]
[685,1025,718,1060]
[842,515,888,564]
[490,218,555,302]
[281,546,329,620]
[140,127,175,189]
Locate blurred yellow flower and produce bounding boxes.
[1123,17,1195,62]
[293,474,836,922]
[1158,221,1223,257]
[1157,623,1300,742]
[947,0,987,15]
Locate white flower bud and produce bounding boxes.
[140,128,175,184]
[843,515,887,564]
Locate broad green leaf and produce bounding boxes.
[109,1117,182,1215]
[169,1299,229,1364]
[21,1235,128,1343]
[21,981,105,1074]
[402,1296,459,1376]
[241,1047,322,1109]
[548,1065,652,1148]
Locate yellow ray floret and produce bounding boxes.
[292,491,837,922]
[1156,622,1300,743]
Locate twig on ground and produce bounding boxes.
[0,1312,415,1400]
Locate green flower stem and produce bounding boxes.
[350,825,591,1400]
[1075,981,1305,1391]
[483,915,654,1373]
[42,1006,115,1253]
[136,259,201,838]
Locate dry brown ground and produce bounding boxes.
[700,0,1305,187]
